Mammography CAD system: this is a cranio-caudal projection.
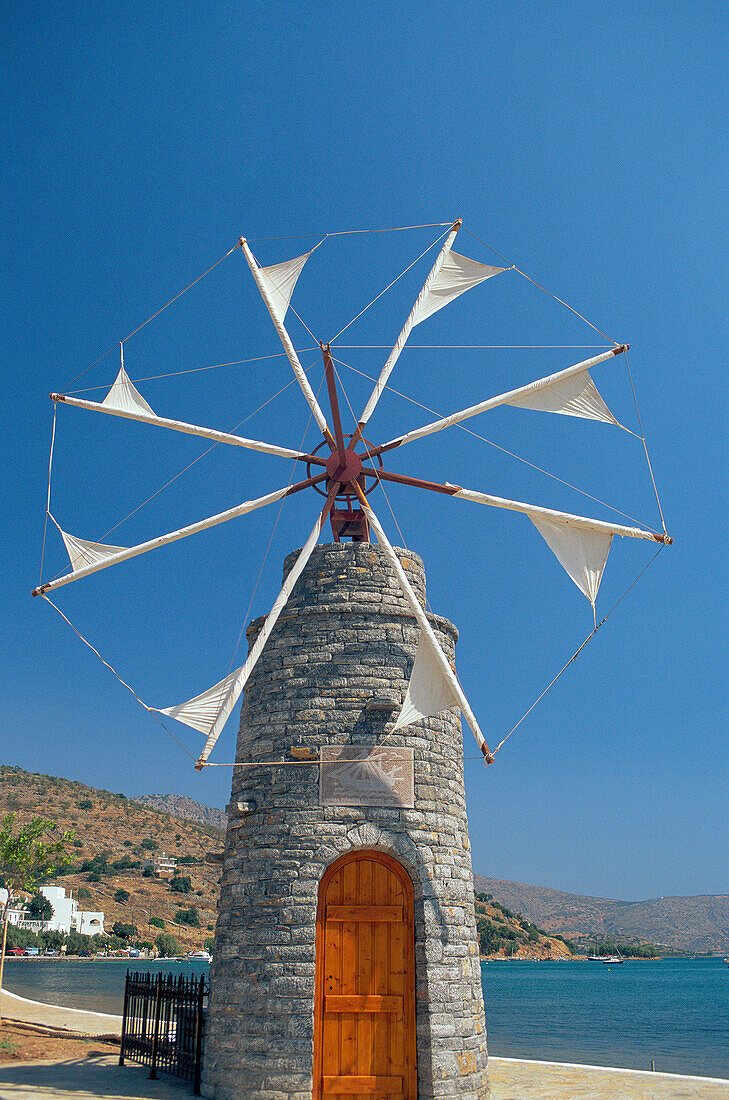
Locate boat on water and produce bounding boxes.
[601,955,625,964]
[187,950,212,962]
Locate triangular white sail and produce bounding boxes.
[101,365,155,417]
[506,368,619,424]
[530,515,613,605]
[257,251,311,326]
[159,666,243,736]
[59,528,129,573]
[411,250,505,327]
[393,633,460,731]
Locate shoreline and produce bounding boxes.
[2,986,727,1089]
[0,987,122,1036]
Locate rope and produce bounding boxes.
[491,544,665,757]
[65,352,314,394]
[462,226,620,346]
[333,356,651,529]
[329,227,452,343]
[41,596,197,763]
[623,350,668,535]
[39,406,57,584]
[63,241,241,390]
[246,223,452,243]
[334,345,613,350]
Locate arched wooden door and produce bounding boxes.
[313,851,417,1099]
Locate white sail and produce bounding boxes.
[101,364,155,417]
[410,250,505,327]
[506,368,618,423]
[393,633,460,731]
[241,239,330,436]
[530,516,613,605]
[159,667,243,736]
[35,485,292,596]
[257,251,311,326]
[59,528,128,573]
[356,224,460,431]
[381,348,624,452]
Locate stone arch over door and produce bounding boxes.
[313,850,417,1100]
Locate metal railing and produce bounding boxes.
[119,969,208,1094]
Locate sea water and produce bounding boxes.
[3,956,727,1080]
[482,957,729,1080]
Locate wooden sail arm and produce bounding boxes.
[239,238,335,449]
[322,344,348,468]
[50,393,329,466]
[372,346,629,456]
[31,473,329,597]
[358,467,673,544]
[351,482,494,763]
[350,220,462,447]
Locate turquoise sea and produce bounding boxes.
[3,956,727,1080]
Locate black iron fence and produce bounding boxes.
[119,969,208,1094]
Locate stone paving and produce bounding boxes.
[0,1056,189,1099]
[0,1055,725,1099]
[488,1057,729,1099]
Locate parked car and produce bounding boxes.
[6,948,27,956]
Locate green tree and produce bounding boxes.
[155,931,182,957]
[0,814,74,1020]
[175,906,201,928]
[112,921,138,940]
[141,839,158,851]
[114,889,130,904]
[170,875,192,894]
[149,916,165,929]
[25,893,54,922]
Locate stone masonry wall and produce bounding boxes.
[203,543,489,1099]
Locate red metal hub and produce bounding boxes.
[325,448,363,484]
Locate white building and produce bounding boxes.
[142,851,178,877]
[0,885,105,937]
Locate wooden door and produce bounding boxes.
[313,851,417,1099]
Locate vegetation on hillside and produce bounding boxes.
[475,893,574,958]
[0,766,223,954]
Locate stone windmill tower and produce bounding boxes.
[202,536,490,1100]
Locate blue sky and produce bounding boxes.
[4,2,726,902]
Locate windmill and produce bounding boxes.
[31,218,673,1099]
[32,218,672,773]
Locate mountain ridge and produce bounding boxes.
[473,874,729,954]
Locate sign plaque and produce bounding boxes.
[319,746,414,808]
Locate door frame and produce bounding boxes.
[312,849,417,1099]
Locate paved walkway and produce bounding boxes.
[0,1055,725,1099]
[489,1057,729,1099]
[0,990,122,1036]
[0,1057,191,1099]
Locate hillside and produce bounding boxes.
[474,892,573,959]
[474,875,729,954]
[0,766,224,952]
[134,794,227,831]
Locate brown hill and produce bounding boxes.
[473,875,729,954]
[0,766,224,953]
[134,794,227,832]
[474,892,573,959]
